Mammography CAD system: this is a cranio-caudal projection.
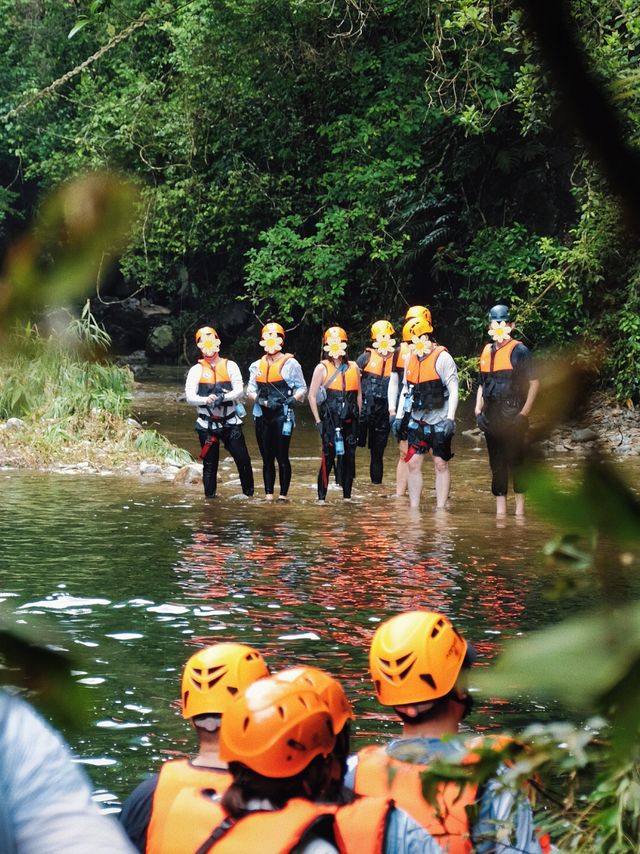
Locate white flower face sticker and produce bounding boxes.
[373,333,396,356]
[410,334,430,357]
[260,332,283,354]
[488,320,511,342]
[198,332,221,357]
[323,334,347,359]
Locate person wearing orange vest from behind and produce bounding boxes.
[388,316,459,510]
[119,643,269,852]
[274,666,444,854]
[356,320,397,485]
[184,326,254,499]
[389,306,432,498]
[158,675,341,853]
[308,327,362,504]
[346,611,546,854]
[475,305,539,517]
[246,322,307,501]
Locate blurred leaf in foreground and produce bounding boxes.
[0,172,139,331]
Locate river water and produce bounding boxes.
[1,367,638,810]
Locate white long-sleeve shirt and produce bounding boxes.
[185,358,245,428]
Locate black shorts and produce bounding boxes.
[407,420,453,461]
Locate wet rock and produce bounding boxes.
[139,461,162,475]
[126,418,142,430]
[174,464,202,485]
[462,428,483,442]
[572,427,599,443]
[146,324,177,361]
[92,298,171,353]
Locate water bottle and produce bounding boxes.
[334,427,345,456]
[235,402,246,418]
[403,392,414,414]
[281,409,293,437]
[408,418,418,430]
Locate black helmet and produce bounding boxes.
[488,304,511,323]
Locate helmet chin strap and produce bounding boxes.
[451,691,474,719]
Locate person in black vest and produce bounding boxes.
[356,320,396,485]
[475,305,539,516]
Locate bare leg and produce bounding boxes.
[515,493,525,516]
[433,456,450,509]
[496,495,507,516]
[396,441,409,496]
[407,454,424,509]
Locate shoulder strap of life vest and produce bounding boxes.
[198,358,231,384]
[334,796,391,854]
[147,761,232,853]
[206,799,337,854]
[354,745,476,854]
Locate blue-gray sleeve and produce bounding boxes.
[474,775,543,854]
[282,358,307,395]
[384,807,444,854]
[0,692,135,853]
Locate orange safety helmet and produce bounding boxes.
[323,326,348,344]
[404,305,433,324]
[195,326,219,344]
[219,676,335,778]
[402,315,433,342]
[261,322,285,339]
[274,666,354,735]
[369,610,468,706]
[370,320,395,340]
[181,643,269,719]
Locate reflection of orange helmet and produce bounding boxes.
[261,322,285,339]
[405,305,432,324]
[195,326,219,344]
[402,316,433,342]
[370,320,395,340]
[369,611,468,706]
[181,643,269,719]
[275,667,354,735]
[323,326,348,344]
[220,676,335,778]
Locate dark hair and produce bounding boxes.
[221,755,329,818]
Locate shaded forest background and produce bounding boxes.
[1,0,639,397]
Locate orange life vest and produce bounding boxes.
[404,345,448,411]
[393,343,411,377]
[196,358,235,424]
[361,349,393,403]
[255,354,294,410]
[152,789,338,854]
[478,339,523,405]
[334,796,392,854]
[320,359,359,421]
[353,744,477,853]
[146,760,232,854]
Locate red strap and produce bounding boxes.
[199,435,219,459]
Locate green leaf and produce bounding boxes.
[68,18,89,39]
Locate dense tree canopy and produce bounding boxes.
[1,0,639,396]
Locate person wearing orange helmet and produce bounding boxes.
[149,675,341,853]
[120,643,269,852]
[475,305,539,517]
[246,323,307,500]
[346,611,545,854]
[388,314,459,510]
[356,320,396,485]
[389,307,433,497]
[308,327,362,503]
[184,326,254,499]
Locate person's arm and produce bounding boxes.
[224,361,245,403]
[474,776,544,854]
[283,358,308,403]
[246,361,259,403]
[388,372,399,418]
[308,363,327,426]
[438,352,459,421]
[119,775,159,853]
[520,379,539,418]
[185,364,210,407]
[354,363,363,414]
[475,384,484,416]
[0,693,135,853]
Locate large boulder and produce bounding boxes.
[146,324,178,361]
[92,297,171,353]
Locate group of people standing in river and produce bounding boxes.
[119,610,549,853]
[185,304,539,515]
